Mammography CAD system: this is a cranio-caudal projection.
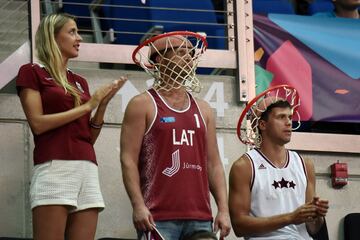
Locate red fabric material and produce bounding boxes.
[139,88,212,221]
[16,63,96,165]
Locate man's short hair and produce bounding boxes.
[260,100,292,121]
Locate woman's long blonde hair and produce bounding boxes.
[35,13,81,106]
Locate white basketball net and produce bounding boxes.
[239,86,301,148]
[134,34,206,92]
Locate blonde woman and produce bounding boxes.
[16,13,126,239]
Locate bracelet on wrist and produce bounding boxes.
[90,119,104,129]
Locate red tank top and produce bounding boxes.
[139,88,212,221]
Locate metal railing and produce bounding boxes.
[45,0,233,49]
[31,0,254,102]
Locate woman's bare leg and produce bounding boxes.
[32,205,68,240]
[65,208,99,240]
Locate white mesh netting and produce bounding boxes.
[237,85,301,148]
[133,32,207,92]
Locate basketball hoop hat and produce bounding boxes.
[148,35,195,62]
[132,31,207,92]
[237,85,301,147]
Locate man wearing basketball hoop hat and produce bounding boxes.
[121,31,230,239]
[229,85,329,239]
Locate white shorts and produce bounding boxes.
[30,160,105,212]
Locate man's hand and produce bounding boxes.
[313,197,329,217]
[290,202,318,225]
[213,211,231,238]
[133,204,155,231]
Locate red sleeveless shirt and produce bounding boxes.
[139,88,212,221]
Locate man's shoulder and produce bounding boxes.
[191,97,212,117]
[231,154,252,170]
[126,91,156,116]
[192,96,209,106]
[229,154,253,183]
[131,91,152,103]
[124,91,150,111]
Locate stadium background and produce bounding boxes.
[0,0,359,239]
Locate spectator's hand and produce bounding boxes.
[87,84,113,110]
[312,197,329,217]
[100,77,127,106]
[213,211,231,238]
[133,204,155,231]
[290,202,318,224]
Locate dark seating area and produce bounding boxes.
[307,0,334,15]
[101,0,226,49]
[252,0,295,14]
[344,213,360,240]
[58,0,339,51]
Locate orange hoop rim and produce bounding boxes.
[236,84,300,145]
[132,31,208,68]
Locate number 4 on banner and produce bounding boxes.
[203,82,228,117]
